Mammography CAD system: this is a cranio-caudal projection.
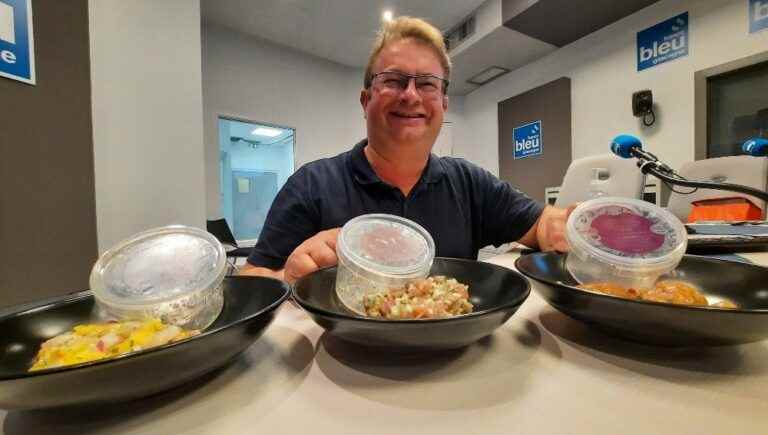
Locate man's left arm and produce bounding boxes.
[517,204,576,252]
[469,162,575,252]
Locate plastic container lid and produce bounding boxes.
[335,214,435,314]
[338,214,435,277]
[566,197,687,274]
[90,225,227,312]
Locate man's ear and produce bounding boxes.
[360,88,370,118]
[442,95,449,111]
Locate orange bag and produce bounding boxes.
[687,197,763,223]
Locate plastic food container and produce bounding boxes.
[565,197,687,290]
[335,214,435,315]
[90,225,226,330]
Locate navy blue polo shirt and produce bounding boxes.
[247,139,544,269]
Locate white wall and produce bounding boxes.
[457,0,768,176]
[446,95,468,156]
[89,0,206,252]
[202,23,367,219]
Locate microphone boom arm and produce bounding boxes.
[638,160,768,202]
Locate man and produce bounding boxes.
[240,17,572,283]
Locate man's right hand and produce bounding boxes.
[283,228,341,284]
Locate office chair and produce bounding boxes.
[666,156,768,222]
[206,219,253,274]
[554,154,646,208]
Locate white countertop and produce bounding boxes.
[3,251,768,435]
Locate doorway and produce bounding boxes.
[218,117,295,243]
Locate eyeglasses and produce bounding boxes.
[368,71,449,96]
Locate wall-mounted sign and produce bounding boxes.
[513,120,542,160]
[0,0,34,85]
[637,12,688,72]
[750,0,768,33]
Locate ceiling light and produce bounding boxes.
[382,10,393,22]
[466,66,511,86]
[251,127,282,137]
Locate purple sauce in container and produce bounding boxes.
[565,197,687,289]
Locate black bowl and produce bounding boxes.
[0,276,290,410]
[516,252,768,346]
[293,257,530,351]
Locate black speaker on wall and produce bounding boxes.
[632,89,655,127]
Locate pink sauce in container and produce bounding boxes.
[565,197,687,289]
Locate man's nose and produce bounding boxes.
[399,78,422,102]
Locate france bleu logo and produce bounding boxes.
[0,0,35,85]
[751,0,768,33]
[637,12,688,72]
[513,120,542,160]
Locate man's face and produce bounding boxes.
[361,38,448,152]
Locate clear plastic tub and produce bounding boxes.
[90,225,226,330]
[565,197,687,290]
[335,214,435,315]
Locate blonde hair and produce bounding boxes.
[363,16,452,90]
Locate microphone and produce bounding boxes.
[742,138,768,157]
[610,134,658,162]
[608,135,768,202]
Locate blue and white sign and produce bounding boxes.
[750,0,768,33]
[513,120,542,160]
[0,0,35,85]
[637,12,688,72]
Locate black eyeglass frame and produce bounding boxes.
[365,71,450,94]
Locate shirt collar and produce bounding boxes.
[348,139,446,186]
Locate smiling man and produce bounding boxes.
[240,17,572,283]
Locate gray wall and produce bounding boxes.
[498,77,572,202]
[458,0,768,178]
[0,0,98,308]
[90,0,206,252]
[201,23,366,220]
